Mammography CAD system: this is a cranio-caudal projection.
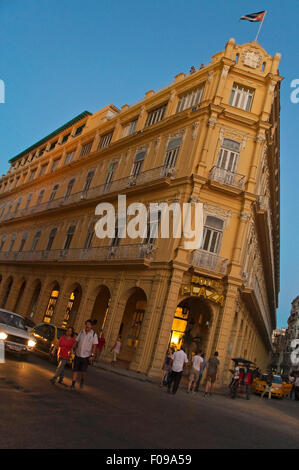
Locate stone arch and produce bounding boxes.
[170,296,215,358]
[62,282,83,328]
[43,281,60,323]
[90,284,111,334]
[1,275,14,309]
[117,287,147,365]
[27,279,42,319]
[13,277,27,313]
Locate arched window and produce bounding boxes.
[217,138,241,172]
[0,235,6,251]
[63,225,76,250]
[49,184,59,202]
[31,231,41,251]
[65,178,75,200]
[46,228,57,251]
[37,189,45,205]
[201,216,224,254]
[19,232,28,252]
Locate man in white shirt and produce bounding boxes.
[187,351,203,393]
[167,347,188,395]
[71,319,98,390]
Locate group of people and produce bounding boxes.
[49,319,122,389]
[161,347,220,397]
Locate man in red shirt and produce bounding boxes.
[50,327,76,385]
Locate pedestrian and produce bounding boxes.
[289,374,295,400]
[96,329,106,361]
[203,351,220,397]
[111,336,121,366]
[194,352,206,392]
[261,372,273,400]
[71,319,98,390]
[187,350,203,394]
[50,327,76,386]
[160,347,173,387]
[167,347,188,395]
[294,375,299,401]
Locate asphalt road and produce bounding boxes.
[0,353,299,449]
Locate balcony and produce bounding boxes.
[209,167,245,189]
[0,166,174,223]
[0,243,154,264]
[190,249,228,275]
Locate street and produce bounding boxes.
[0,354,299,449]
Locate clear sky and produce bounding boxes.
[0,0,298,327]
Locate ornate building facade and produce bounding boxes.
[0,39,281,384]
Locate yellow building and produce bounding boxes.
[0,39,281,384]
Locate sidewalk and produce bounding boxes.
[93,359,229,396]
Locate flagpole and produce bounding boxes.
[255,11,267,42]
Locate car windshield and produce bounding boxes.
[0,310,26,330]
[57,328,66,339]
[273,376,282,384]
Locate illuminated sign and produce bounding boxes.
[181,275,225,307]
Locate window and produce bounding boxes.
[83,171,94,194]
[51,159,61,172]
[131,151,146,177]
[31,231,41,251]
[36,189,45,205]
[49,140,58,151]
[104,162,117,190]
[84,222,95,249]
[229,83,254,111]
[40,164,48,177]
[49,184,59,202]
[61,133,70,144]
[143,209,160,245]
[176,86,205,113]
[145,104,167,127]
[111,217,125,247]
[0,203,6,217]
[63,225,76,250]
[46,228,57,251]
[216,139,240,172]
[15,197,22,213]
[0,235,6,251]
[164,137,182,169]
[201,216,224,254]
[38,148,46,157]
[7,201,13,214]
[65,151,75,165]
[74,125,85,136]
[9,234,16,252]
[99,132,113,149]
[65,178,75,199]
[80,141,93,157]
[29,169,37,181]
[19,232,28,252]
[122,119,138,137]
[25,193,32,210]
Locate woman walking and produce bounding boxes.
[50,327,76,385]
[160,348,173,387]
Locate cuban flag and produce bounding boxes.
[240,11,266,22]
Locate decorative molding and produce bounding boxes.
[221,65,230,79]
[192,122,199,139]
[208,118,217,128]
[241,50,263,69]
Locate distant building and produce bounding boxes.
[271,328,287,374]
[285,296,299,374]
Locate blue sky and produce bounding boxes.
[0,0,298,327]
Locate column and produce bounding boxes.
[148,268,185,378]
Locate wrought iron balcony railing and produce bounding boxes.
[191,249,228,275]
[0,166,176,223]
[0,243,154,263]
[209,167,245,189]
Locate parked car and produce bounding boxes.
[252,374,293,399]
[0,309,36,360]
[30,323,75,364]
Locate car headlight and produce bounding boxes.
[0,332,7,340]
[27,339,36,348]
